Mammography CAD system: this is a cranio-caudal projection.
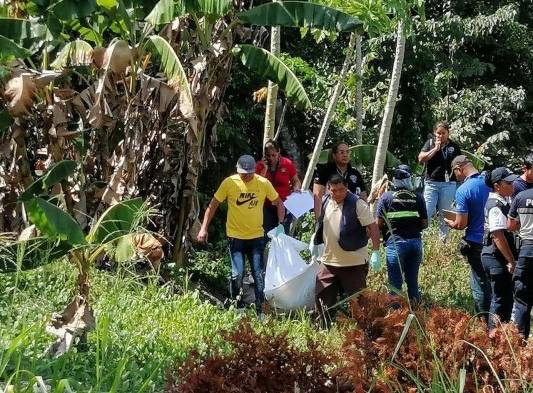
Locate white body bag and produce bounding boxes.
[264,230,319,311]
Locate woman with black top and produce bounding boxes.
[312,141,367,219]
[481,167,519,333]
[418,121,461,240]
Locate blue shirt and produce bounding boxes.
[454,173,490,244]
[512,177,533,198]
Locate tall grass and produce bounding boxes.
[1,223,529,392]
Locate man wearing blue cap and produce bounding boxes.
[376,164,428,303]
[197,154,285,315]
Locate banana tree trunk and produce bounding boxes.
[355,34,363,145]
[263,1,281,146]
[302,32,357,191]
[371,21,405,189]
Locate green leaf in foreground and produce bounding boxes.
[26,197,87,246]
[89,198,144,244]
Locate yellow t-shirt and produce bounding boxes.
[322,198,374,267]
[214,174,279,239]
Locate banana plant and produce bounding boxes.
[1,0,364,268]
[28,196,146,357]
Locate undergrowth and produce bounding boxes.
[167,292,532,393]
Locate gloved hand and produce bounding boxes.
[275,223,285,237]
[369,250,381,271]
[310,244,320,258]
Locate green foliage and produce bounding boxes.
[50,39,93,69]
[433,85,528,167]
[316,144,401,168]
[0,17,31,41]
[232,44,311,109]
[143,35,192,101]
[25,197,88,246]
[238,1,363,33]
[188,241,231,290]
[0,262,241,391]
[20,160,78,202]
[88,198,145,244]
[48,0,97,21]
[144,0,175,25]
[0,35,31,60]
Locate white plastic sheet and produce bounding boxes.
[264,229,319,310]
[283,190,314,219]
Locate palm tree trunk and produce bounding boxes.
[301,32,357,191]
[355,34,363,145]
[371,21,405,189]
[263,1,281,146]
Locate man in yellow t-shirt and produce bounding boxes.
[197,155,285,313]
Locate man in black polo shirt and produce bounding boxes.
[313,141,367,219]
[508,187,533,339]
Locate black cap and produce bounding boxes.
[489,167,519,184]
[393,164,412,180]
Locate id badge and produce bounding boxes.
[445,171,450,182]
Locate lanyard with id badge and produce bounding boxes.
[442,145,450,182]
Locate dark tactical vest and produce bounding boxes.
[483,197,517,259]
[383,190,422,239]
[314,192,368,251]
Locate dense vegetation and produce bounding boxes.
[1,0,532,391]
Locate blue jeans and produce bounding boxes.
[423,180,456,239]
[463,240,492,320]
[385,237,423,302]
[511,242,533,339]
[228,237,265,312]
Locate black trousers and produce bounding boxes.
[512,242,533,339]
[481,253,513,331]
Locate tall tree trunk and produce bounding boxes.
[355,34,363,145]
[301,32,357,191]
[263,1,281,146]
[371,21,405,189]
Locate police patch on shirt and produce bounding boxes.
[447,146,455,154]
[349,174,358,183]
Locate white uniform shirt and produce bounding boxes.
[487,192,510,233]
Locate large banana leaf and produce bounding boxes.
[51,40,93,69]
[145,0,177,25]
[20,160,78,202]
[48,0,97,21]
[316,144,401,168]
[26,197,87,246]
[232,44,311,109]
[144,35,198,139]
[183,0,231,17]
[0,35,31,59]
[88,198,144,244]
[0,18,31,41]
[238,1,363,33]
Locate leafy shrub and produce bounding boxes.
[333,291,533,393]
[168,291,532,393]
[188,241,231,291]
[166,320,335,393]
